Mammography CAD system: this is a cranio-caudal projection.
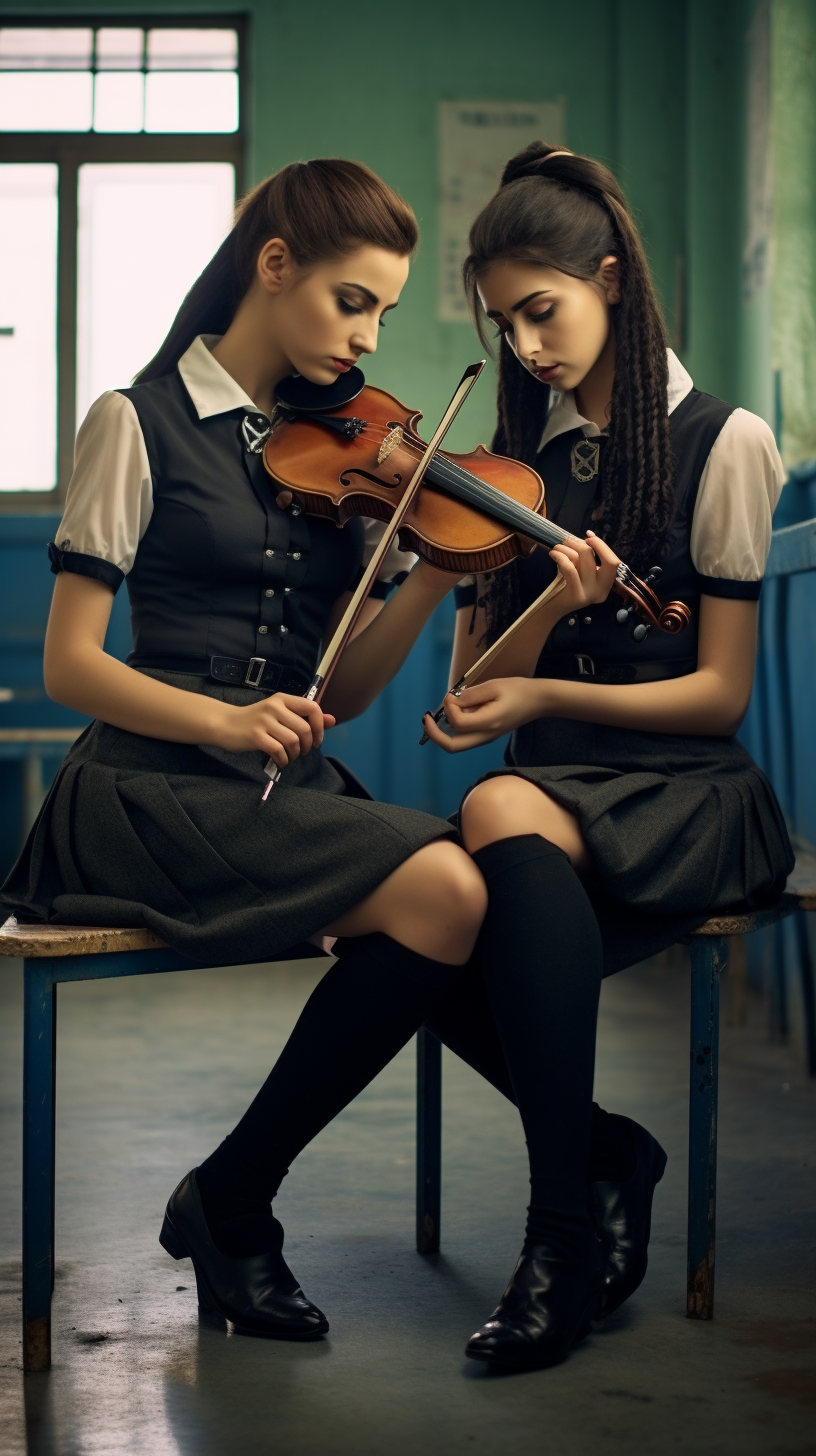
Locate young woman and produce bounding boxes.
[423,142,793,1369]
[1,159,489,1342]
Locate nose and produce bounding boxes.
[513,319,541,365]
[351,317,380,356]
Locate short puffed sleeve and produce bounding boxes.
[358,518,416,600]
[690,409,786,600]
[48,391,153,593]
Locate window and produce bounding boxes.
[0,19,244,505]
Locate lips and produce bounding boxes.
[332,358,355,373]
[534,364,561,382]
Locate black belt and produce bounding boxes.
[132,655,311,695]
[539,655,697,684]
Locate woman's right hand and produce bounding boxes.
[211,693,335,766]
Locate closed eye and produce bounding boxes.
[338,297,388,327]
[529,305,555,323]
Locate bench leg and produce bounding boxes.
[23,960,57,1372]
[687,937,724,1320]
[416,1027,442,1254]
[794,912,816,1077]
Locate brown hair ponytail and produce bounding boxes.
[464,141,674,634]
[136,159,418,383]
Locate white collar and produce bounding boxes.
[177,334,261,419]
[539,349,694,450]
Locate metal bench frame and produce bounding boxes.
[6,878,813,1374]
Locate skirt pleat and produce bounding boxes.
[466,717,794,975]
[1,673,456,963]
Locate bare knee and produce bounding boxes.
[460,776,542,848]
[460,776,588,870]
[414,840,488,938]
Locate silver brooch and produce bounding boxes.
[242,413,273,454]
[570,438,600,482]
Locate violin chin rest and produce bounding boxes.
[275,367,366,413]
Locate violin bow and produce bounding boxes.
[261,360,486,798]
[419,571,567,743]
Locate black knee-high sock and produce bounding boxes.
[471,834,603,1261]
[197,933,463,1255]
[426,969,636,1183]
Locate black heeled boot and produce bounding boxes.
[159,1170,328,1339]
[590,1117,668,1319]
[465,1237,603,1371]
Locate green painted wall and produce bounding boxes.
[8,0,811,447]
[6,0,690,449]
[772,0,816,466]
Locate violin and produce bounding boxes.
[264,367,691,639]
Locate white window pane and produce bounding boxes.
[93,73,144,132]
[147,29,237,70]
[0,71,93,131]
[95,29,144,71]
[144,72,238,133]
[76,163,235,424]
[0,164,57,491]
[0,27,92,69]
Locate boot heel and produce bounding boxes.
[159,1217,189,1261]
[190,1259,219,1314]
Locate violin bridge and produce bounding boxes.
[377,426,403,465]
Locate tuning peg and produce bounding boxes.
[644,565,663,584]
[616,605,634,625]
[632,622,652,642]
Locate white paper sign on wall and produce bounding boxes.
[438,100,564,323]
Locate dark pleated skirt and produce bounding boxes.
[1,672,455,964]
[464,716,794,975]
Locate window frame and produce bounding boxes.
[0,13,246,512]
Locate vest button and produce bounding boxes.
[291,504,302,517]
[280,624,289,635]
[583,615,592,624]
[289,551,301,561]
[265,549,274,558]
[567,617,576,627]
[265,588,275,597]
[258,625,268,635]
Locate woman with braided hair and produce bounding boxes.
[423,142,792,1370]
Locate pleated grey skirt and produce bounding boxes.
[463,716,794,975]
[1,672,456,964]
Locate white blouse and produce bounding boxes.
[539,350,786,587]
[55,335,414,593]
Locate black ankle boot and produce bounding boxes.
[159,1169,328,1340]
[465,1238,603,1370]
[590,1117,668,1319]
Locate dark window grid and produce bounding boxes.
[0,13,247,511]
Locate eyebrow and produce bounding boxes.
[486,289,553,318]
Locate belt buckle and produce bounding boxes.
[244,656,267,689]
[575,654,595,677]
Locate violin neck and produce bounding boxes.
[425,455,573,554]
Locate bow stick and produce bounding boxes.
[261,360,486,798]
[419,571,567,743]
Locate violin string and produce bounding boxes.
[329,421,653,587]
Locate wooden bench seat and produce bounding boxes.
[3,850,815,1371]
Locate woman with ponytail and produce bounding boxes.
[423,142,793,1370]
[2,159,490,1342]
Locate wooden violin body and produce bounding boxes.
[263,380,691,637]
[264,383,545,575]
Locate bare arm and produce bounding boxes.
[44,573,331,769]
[423,594,758,752]
[320,560,454,722]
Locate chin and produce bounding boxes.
[291,360,339,384]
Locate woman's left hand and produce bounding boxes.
[422,676,546,753]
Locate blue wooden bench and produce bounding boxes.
[4,864,814,1372]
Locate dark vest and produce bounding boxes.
[515,388,735,681]
[118,371,365,685]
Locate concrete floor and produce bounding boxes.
[1,948,814,1456]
